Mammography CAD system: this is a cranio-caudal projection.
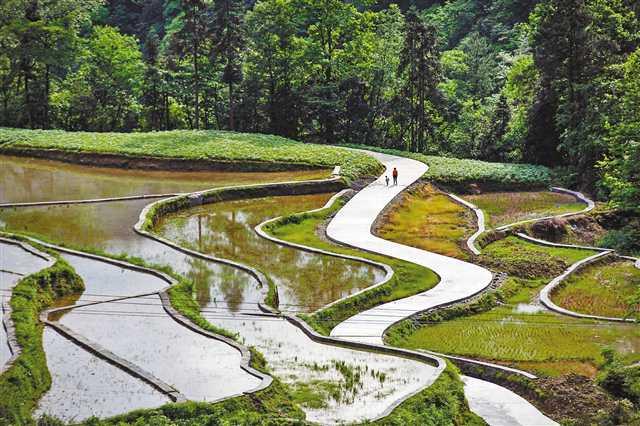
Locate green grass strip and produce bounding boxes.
[0,248,84,425]
[263,195,439,335]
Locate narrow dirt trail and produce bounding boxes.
[326,150,557,426]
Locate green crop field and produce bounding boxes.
[387,274,640,377]
[465,191,586,228]
[0,128,382,181]
[377,184,473,260]
[552,259,640,318]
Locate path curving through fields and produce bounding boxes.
[326,150,557,426]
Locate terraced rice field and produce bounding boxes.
[551,259,640,318]
[464,191,585,228]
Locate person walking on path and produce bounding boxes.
[385,175,390,186]
[392,167,398,185]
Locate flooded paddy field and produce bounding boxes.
[35,327,169,422]
[1,157,432,424]
[209,312,435,424]
[57,294,261,401]
[56,253,168,305]
[0,154,329,203]
[0,200,261,311]
[155,194,385,311]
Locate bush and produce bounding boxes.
[598,223,640,255]
[598,348,640,403]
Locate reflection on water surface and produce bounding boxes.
[0,154,329,203]
[155,194,385,311]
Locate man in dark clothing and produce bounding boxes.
[392,167,398,185]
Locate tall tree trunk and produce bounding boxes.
[44,64,50,129]
[228,81,234,130]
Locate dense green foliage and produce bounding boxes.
[1,0,638,206]
[0,250,84,425]
[0,128,381,180]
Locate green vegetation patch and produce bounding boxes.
[388,272,640,377]
[477,236,596,279]
[264,195,439,335]
[0,250,84,425]
[377,184,473,260]
[341,144,552,190]
[465,191,585,228]
[0,128,382,181]
[551,259,640,318]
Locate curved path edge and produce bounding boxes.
[323,150,555,426]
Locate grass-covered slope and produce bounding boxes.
[0,128,382,181]
[341,144,552,190]
[0,247,84,425]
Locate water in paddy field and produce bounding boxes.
[35,327,170,422]
[154,194,386,312]
[58,294,261,401]
[38,253,261,417]
[212,313,436,424]
[0,199,261,309]
[0,154,330,203]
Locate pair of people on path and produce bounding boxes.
[385,168,398,186]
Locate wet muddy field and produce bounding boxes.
[0,154,329,203]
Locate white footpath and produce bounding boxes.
[327,150,557,426]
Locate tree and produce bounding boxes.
[245,0,303,138]
[55,26,144,130]
[599,48,640,211]
[398,9,441,152]
[166,0,213,129]
[212,0,245,130]
[0,0,102,128]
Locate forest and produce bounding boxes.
[0,0,638,210]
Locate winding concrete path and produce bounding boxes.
[326,151,557,426]
[328,151,493,344]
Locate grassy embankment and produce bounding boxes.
[340,144,552,191]
[0,240,84,425]
[551,258,640,318]
[0,128,382,182]
[263,194,440,335]
[465,191,586,228]
[380,187,640,377]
